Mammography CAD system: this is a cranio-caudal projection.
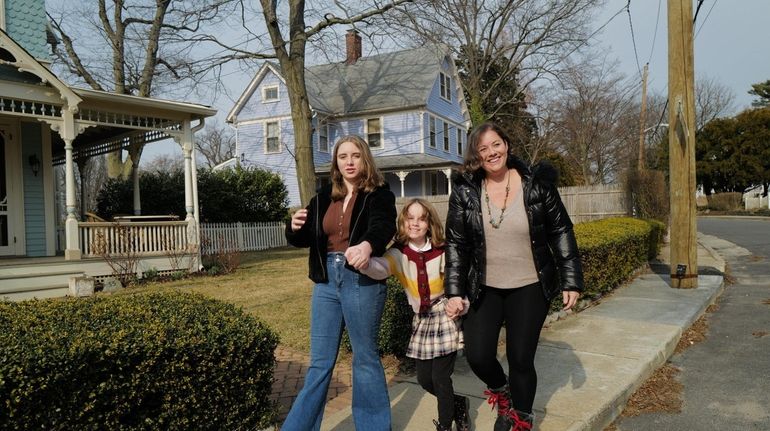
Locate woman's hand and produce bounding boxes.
[345,241,372,270]
[290,209,308,232]
[563,290,579,311]
[445,297,465,320]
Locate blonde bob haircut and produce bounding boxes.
[394,198,446,247]
[330,135,385,200]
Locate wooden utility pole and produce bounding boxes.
[638,63,649,169]
[668,0,698,288]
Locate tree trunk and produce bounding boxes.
[282,59,315,207]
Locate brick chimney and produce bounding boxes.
[345,30,362,65]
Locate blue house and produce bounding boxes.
[226,31,472,207]
[0,0,216,299]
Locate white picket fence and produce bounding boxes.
[200,221,287,254]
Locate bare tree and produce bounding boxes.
[195,121,236,168]
[143,153,185,173]
[388,0,602,125]
[47,0,239,179]
[695,75,735,132]
[545,56,640,185]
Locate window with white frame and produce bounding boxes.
[262,85,279,102]
[443,123,450,151]
[429,116,436,148]
[457,128,464,155]
[265,121,280,153]
[318,124,329,152]
[366,118,382,148]
[439,72,452,101]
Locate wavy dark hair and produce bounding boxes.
[330,135,385,200]
[462,122,517,175]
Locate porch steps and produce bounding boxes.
[0,266,84,302]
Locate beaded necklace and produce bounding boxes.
[483,170,510,229]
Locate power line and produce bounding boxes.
[693,0,706,24]
[695,0,719,39]
[647,0,662,64]
[626,0,644,81]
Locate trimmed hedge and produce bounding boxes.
[0,291,279,430]
[574,217,666,300]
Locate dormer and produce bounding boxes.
[1,0,51,62]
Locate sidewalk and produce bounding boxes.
[318,234,726,431]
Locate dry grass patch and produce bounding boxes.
[675,314,709,354]
[752,331,769,338]
[137,247,314,352]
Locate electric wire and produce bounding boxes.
[695,0,719,39]
[625,0,644,81]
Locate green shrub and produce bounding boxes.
[574,217,663,301]
[707,192,743,211]
[0,291,279,430]
[342,276,412,357]
[142,267,159,282]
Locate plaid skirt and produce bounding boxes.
[406,297,464,360]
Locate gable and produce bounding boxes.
[227,62,287,123]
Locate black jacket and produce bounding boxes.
[285,184,396,283]
[444,157,584,303]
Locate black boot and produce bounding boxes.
[484,387,513,431]
[453,394,471,431]
[433,419,452,431]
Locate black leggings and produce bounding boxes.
[463,282,549,413]
[415,352,457,427]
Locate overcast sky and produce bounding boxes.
[593,0,770,112]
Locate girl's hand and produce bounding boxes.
[445,297,465,320]
[345,241,372,270]
[563,291,579,311]
[290,209,308,232]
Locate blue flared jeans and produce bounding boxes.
[282,253,391,431]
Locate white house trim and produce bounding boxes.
[235,115,293,127]
[0,0,6,31]
[261,84,280,103]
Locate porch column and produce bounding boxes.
[395,171,409,198]
[62,111,80,260]
[129,146,142,215]
[442,168,453,195]
[181,121,197,254]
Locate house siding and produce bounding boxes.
[21,121,45,256]
[423,113,463,164]
[5,0,49,61]
[426,58,466,125]
[237,71,292,121]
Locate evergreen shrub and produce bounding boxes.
[574,217,663,300]
[0,291,279,430]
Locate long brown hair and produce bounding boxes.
[394,198,445,247]
[330,135,385,200]
[462,122,516,175]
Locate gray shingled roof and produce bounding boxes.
[304,45,447,115]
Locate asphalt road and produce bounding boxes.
[614,216,770,430]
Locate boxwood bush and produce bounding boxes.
[0,291,279,430]
[574,217,666,300]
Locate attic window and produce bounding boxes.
[439,73,452,101]
[263,85,279,102]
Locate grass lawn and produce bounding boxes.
[135,247,315,352]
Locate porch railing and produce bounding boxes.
[79,221,190,258]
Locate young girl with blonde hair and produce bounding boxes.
[353,198,470,431]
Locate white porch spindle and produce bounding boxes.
[63,110,81,260]
[181,120,197,255]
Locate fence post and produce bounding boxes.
[236,222,245,251]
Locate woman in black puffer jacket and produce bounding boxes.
[444,123,583,431]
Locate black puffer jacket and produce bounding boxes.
[285,184,396,283]
[444,157,583,303]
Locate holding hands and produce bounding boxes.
[445,296,467,320]
[344,241,373,270]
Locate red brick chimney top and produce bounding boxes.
[345,30,362,65]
